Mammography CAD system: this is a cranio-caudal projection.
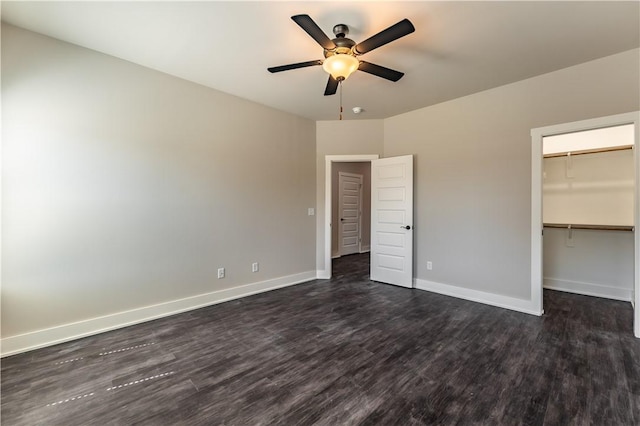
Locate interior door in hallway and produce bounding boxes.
[338,172,363,256]
[370,155,414,288]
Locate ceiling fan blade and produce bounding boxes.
[292,15,336,50]
[358,61,405,82]
[324,76,339,96]
[354,19,415,55]
[268,60,323,73]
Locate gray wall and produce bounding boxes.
[331,162,371,256]
[384,49,639,300]
[2,24,316,339]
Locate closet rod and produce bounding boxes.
[543,145,633,159]
[543,223,634,232]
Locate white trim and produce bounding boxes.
[316,270,330,279]
[1,271,316,357]
[360,245,371,253]
[544,278,632,302]
[322,155,379,279]
[531,128,544,316]
[531,111,640,337]
[635,115,640,337]
[415,278,543,316]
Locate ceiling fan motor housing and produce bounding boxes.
[333,24,349,37]
[325,25,356,58]
[324,40,356,58]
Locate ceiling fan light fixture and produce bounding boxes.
[322,54,359,80]
[268,15,414,96]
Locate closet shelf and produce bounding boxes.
[543,223,634,232]
[543,145,633,158]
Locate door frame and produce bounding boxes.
[338,171,364,257]
[323,155,379,279]
[530,111,640,336]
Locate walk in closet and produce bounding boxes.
[542,124,635,301]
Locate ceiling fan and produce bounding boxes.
[268,14,415,96]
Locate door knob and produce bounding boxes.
[401,225,411,230]
[341,218,344,221]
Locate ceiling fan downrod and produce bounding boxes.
[339,79,343,120]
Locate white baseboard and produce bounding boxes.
[1,271,316,358]
[414,278,542,316]
[360,245,370,253]
[316,269,330,279]
[543,277,632,302]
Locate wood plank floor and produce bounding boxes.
[2,253,640,425]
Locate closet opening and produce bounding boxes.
[531,112,640,337]
[543,125,634,302]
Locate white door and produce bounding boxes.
[370,155,414,288]
[338,172,363,256]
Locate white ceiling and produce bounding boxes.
[2,1,639,121]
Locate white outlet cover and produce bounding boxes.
[308,208,315,216]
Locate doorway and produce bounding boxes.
[323,154,414,287]
[323,155,378,280]
[531,111,640,336]
[335,170,367,258]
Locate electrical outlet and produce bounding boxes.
[217,268,225,279]
[252,262,259,273]
[427,261,433,270]
[308,208,315,216]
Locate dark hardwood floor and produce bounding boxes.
[2,253,640,425]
